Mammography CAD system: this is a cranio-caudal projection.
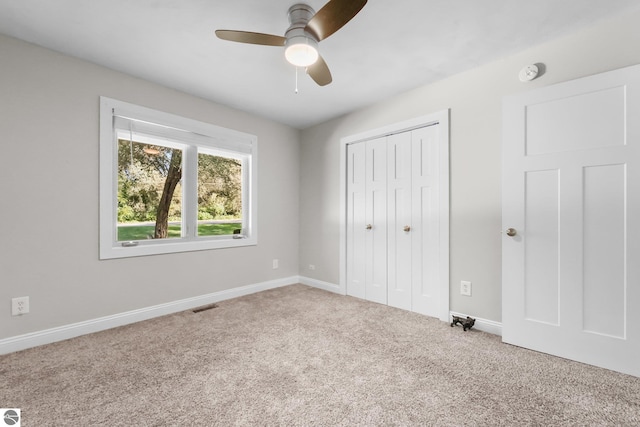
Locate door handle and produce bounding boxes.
[506,228,517,237]
[404,225,411,232]
[366,224,373,230]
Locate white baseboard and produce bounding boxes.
[0,276,298,355]
[450,311,502,336]
[298,276,343,294]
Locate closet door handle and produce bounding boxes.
[366,224,373,230]
[403,225,411,232]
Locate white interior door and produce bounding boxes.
[342,110,450,322]
[502,64,640,377]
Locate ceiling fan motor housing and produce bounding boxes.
[284,4,319,67]
[287,4,316,28]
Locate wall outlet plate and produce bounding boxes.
[12,296,30,315]
[460,281,472,296]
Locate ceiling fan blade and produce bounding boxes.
[215,30,286,46]
[307,55,332,86]
[305,0,367,42]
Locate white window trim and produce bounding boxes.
[99,96,258,259]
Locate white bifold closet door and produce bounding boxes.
[346,124,441,317]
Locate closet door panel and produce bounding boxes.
[346,142,366,298]
[365,137,388,304]
[412,125,441,317]
[387,132,412,310]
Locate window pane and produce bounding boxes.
[117,139,183,241]
[197,151,243,237]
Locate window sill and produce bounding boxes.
[99,235,257,260]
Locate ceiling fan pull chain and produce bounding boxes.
[295,66,299,94]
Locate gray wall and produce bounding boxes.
[0,34,300,340]
[299,10,640,322]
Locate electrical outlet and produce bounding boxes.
[12,296,30,315]
[272,259,279,269]
[308,264,316,270]
[460,281,472,296]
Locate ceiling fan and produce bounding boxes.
[215,0,368,87]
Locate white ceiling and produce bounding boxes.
[1,0,639,129]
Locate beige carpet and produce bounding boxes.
[1,284,639,426]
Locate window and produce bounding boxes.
[100,97,257,259]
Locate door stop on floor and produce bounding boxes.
[451,315,475,331]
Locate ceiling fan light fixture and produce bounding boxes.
[215,0,368,86]
[285,35,318,67]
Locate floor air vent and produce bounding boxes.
[192,303,218,313]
